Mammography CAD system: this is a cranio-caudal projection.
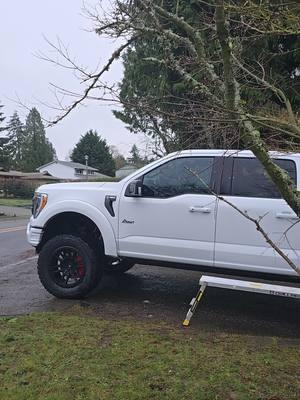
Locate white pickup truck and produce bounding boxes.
[27,150,300,298]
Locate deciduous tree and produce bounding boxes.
[110,145,127,170]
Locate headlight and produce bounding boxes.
[32,193,48,218]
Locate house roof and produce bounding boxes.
[22,172,60,181]
[0,170,25,178]
[38,160,99,171]
[0,170,59,180]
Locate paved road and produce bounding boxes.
[0,205,31,218]
[0,217,299,338]
[0,217,34,267]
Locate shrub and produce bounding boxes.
[3,180,35,199]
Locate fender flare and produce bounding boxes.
[36,200,118,257]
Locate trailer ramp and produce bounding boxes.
[183,275,300,326]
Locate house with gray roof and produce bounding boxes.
[38,160,110,180]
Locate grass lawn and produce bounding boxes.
[0,198,32,208]
[0,310,299,400]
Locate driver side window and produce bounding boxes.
[142,157,214,198]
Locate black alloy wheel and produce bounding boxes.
[38,235,102,299]
[49,246,87,288]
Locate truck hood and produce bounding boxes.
[38,182,108,192]
[36,181,123,205]
[37,181,128,194]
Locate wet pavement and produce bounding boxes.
[0,217,34,267]
[1,257,299,339]
[0,205,31,218]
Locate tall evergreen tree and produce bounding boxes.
[129,144,149,167]
[7,111,25,169]
[114,1,300,152]
[0,103,10,171]
[22,108,56,172]
[130,144,140,164]
[71,130,115,176]
[0,103,5,131]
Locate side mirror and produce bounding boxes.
[126,180,143,197]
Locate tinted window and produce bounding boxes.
[231,158,296,198]
[142,157,214,198]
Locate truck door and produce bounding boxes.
[118,156,218,267]
[215,156,299,276]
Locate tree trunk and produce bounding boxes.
[215,0,300,217]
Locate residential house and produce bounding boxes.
[0,170,60,198]
[0,170,59,185]
[37,160,110,180]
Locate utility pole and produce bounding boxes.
[85,155,89,181]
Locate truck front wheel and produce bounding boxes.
[38,234,102,299]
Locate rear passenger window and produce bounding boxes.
[231,158,296,198]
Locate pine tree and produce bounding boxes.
[130,144,141,165]
[7,111,25,169]
[0,103,10,171]
[0,103,5,131]
[71,130,115,176]
[21,108,56,172]
[129,144,147,167]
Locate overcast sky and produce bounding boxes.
[0,0,145,159]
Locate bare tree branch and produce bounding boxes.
[50,37,136,126]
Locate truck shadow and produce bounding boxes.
[85,265,300,339]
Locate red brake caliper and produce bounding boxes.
[76,255,85,278]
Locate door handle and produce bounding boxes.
[189,206,211,213]
[276,212,299,220]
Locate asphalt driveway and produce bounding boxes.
[0,256,299,339]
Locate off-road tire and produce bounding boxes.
[38,234,102,299]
